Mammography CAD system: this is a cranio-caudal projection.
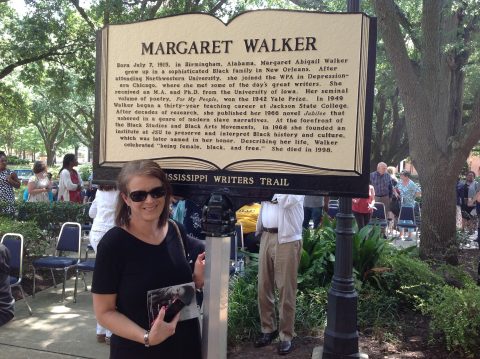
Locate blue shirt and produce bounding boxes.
[370,171,392,197]
[396,180,420,207]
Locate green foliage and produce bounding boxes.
[227,268,329,347]
[358,283,400,332]
[0,216,49,257]
[6,155,29,165]
[378,253,445,311]
[435,263,477,289]
[294,287,328,335]
[78,162,92,181]
[228,270,260,346]
[352,225,387,283]
[425,283,480,357]
[297,218,336,290]
[17,201,89,229]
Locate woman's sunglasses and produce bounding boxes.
[129,186,166,202]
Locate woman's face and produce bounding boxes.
[122,175,166,224]
[466,172,475,183]
[0,156,6,171]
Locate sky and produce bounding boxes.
[9,0,93,17]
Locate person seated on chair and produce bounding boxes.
[0,243,14,327]
[235,201,261,253]
[395,170,421,240]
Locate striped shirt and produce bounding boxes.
[370,171,392,198]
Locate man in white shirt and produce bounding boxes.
[254,194,304,355]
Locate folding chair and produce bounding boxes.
[230,223,245,276]
[328,199,339,207]
[1,233,32,315]
[32,222,82,301]
[73,258,95,303]
[397,205,418,241]
[414,202,422,234]
[369,202,388,234]
[327,204,339,219]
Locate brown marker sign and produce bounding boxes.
[94,10,376,197]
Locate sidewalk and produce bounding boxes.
[0,275,109,359]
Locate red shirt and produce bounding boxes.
[352,185,375,214]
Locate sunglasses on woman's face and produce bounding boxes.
[129,186,166,202]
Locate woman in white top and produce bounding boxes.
[89,183,119,344]
[57,154,83,203]
[27,161,51,203]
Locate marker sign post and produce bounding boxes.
[93,9,376,359]
[94,10,376,200]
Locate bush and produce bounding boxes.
[228,269,260,346]
[358,284,399,332]
[0,216,49,257]
[352,225,387,283]
[78,163,92,182]
[6,155,29,165]
[298,223,336,290]
[16,201,89,236]
[378,253,445,311]
[294,287,328,336]
[435,263,476,289]
[425,283,480,357]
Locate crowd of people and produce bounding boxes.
[1,154,479,356]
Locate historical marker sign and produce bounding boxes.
[94,10,376,198]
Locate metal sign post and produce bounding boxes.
[201,235,230,359]
[200,193,236,359]
[320,3,368,359]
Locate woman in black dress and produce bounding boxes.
[92,160,205,358]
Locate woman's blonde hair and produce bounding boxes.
[115,160,172,228]
[386,166,396,176]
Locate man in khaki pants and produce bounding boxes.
[254,194,304,355]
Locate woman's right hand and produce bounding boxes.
[148,305,180,346]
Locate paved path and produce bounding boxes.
[0,276,109,359]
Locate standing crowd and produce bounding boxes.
[1,153,479,357]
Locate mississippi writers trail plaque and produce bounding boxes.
[94,10,376,199]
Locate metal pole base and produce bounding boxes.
[201,236,230,359]
[313,346,368,359]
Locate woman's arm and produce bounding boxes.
[27,180,48,196]
[60,169,80,191]
[192,252,205,289]
[89,198,98,219]
[93,293,179,346]
[7,172,20,189]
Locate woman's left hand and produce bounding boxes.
[193,252,205,289]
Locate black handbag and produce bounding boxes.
[390,196,401,217]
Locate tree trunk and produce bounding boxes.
[416,160,458,264]
[46,145,55,167]
[373,0,480,263]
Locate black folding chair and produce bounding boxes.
[33,222,82,301]
[73,258,95,303]
[397,205,418,242]
[369,202,388,234]
[1,233,32,315]
[327,204,339,219]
